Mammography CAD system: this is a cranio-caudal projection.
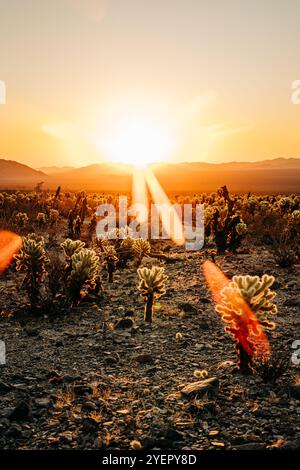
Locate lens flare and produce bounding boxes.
[203,260,271,359]
[0,230,22,274]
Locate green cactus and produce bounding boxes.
[14,235,48,309]
[137,266,168,323]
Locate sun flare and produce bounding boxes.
[102,114,175,167]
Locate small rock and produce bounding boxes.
[234,443,266,450]
[63,374,81,383]
[9,401,32,422]
[284,299,300,307]
[35,397,51,408]
[5,423,23,438]
[125,310,135,317]
[47,370,63,384]
[217,360,235,369]
[160,427,183,441]
[136,354,154,364]
[181,377,219,398]
[0,381,12,394]
[82,401,97,411]
[25,327,39,337]
[82,417,99,433]
[178,302,198,315]
[115,318,134,329]
[73,384,93,396]
[104,356,118,366]
[280,439,300,450]
[290,385,300,399]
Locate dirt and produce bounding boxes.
[0,245,299,450]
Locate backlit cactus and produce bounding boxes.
[14,212,29,228]
[36,212,47,227]
[102,245,118,282]
[236,221,248,236]
[137,266,168,323]
[49,209,59,226]
[133,238,151,266]
[61,239,85,259]
[14,235,48,309]
[216,274,277,373]
[68,248,100,304]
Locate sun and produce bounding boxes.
[102,114,174,167]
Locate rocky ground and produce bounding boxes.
[0,245,299,450]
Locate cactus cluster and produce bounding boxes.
[60,239,101,304]
[68,248,100,304]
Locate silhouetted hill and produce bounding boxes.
[38,166,75,175]
[48,158,300,193]
[0,159,46,188]
[1,158,300,193]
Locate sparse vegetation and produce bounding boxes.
[0,186,299,451]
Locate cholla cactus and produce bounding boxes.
[133,238,151,266]
[68,248,100,304]
[14,235,48,309]
[36,212,47,227]
[74,215,82,238]
[102,245,118,282]
[137,266,168,323]
[290,210,300,222]
[49,209,59,226]
[216,274,277,373]
[61,239,85,259]
[236,221,248,236]
[88,214,97,239]
[120,236,135,251]
[14,212,29,228]
[211,206,248,254]
[117,236,136,267]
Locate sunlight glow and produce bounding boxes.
[102,114,175,167]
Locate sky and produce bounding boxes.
[0,0,300,168]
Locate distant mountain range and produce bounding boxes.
[0,157,300,193]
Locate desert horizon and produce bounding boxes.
[1,156,300,193]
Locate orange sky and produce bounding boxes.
[0,0,300,168]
